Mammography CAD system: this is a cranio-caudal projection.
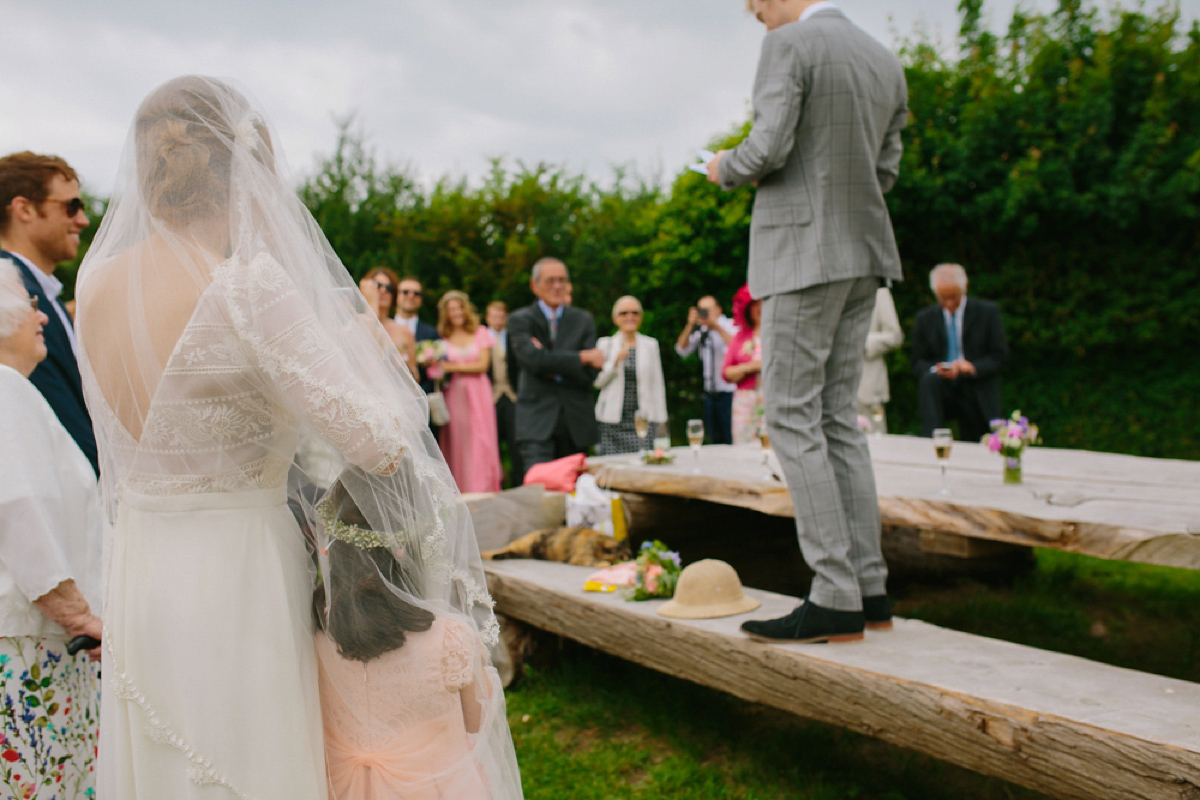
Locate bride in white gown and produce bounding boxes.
[75,76,522,799]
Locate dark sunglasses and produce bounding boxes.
[29,296,39,312]
[45,197,86,217]
[400,288,422,297]
[617,310,641,317]
[374,281,396,294]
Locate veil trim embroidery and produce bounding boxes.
[106,638,259,800]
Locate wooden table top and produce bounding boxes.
[588,436,1200,569]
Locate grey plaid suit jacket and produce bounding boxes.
[718,8,908,298]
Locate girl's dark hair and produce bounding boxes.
[314,539,434,662]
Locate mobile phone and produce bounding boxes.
[937,361,951,369]
[67,635,100,656]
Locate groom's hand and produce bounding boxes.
[706,151,725,184]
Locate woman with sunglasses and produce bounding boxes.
[594,295,667,455]
[359,266,418,379]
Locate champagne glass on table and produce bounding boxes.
[634,409,650,458]
[686,419,704,473]
[933,427,953,495]
[758,421,775,481]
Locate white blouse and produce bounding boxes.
[593,333,668,424]
[0,365,105,637]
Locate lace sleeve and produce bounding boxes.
[217,253,406,474]
[441,619,478,693]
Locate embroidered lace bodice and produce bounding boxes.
[102,253,406,496]
[315,618,483,749]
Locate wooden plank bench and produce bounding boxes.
[588,436,1200,570]
[486,558,1200,800]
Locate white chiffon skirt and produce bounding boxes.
[99,487,326,800]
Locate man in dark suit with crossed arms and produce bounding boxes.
[707,0,908,642]
[508,257,605,482]
[0,151,97,474]
[912,263,1009,442]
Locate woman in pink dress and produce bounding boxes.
[722,285,764,445]
[437,291,502,493]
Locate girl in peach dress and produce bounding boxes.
[314,538,516,799]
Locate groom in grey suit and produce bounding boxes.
[708,0,907,642]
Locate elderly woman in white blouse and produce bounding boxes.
[0,261,104,799]
[594,295,668,455]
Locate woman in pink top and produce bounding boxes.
[722,285,764,445]
[437,291,502,493]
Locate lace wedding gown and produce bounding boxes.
[88,253,403,799]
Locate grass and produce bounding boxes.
[502,549,1200,798]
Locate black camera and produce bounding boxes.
[697,308,709,320]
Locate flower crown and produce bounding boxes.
[316,497,391,550]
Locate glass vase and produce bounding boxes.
[1003,456,1023,484]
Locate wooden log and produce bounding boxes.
[486,559,1200,800]
[589,437,1200,570]
[618,492,1032,596]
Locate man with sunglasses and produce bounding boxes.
[0,151,97,474]
[393,275,440,394]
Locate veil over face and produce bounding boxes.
[77,75,521,799]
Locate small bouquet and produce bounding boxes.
[417,339,448,381]
[641,448,674,465]
[626,540,682,601]
[982,410,1041,458]
[416,339,447,366]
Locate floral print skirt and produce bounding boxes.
[0,635,100,799]
[731,387,764,445]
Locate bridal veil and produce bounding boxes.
[76,75,521,799]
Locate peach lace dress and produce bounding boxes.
[316,617,496,799]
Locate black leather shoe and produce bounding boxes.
[863,594,893,631]
[740,599,864,643]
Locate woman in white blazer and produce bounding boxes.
[594,295,668,455]
[856,286,904,433]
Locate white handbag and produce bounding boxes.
[427,391,451,426]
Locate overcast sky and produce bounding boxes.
[3,0,1196,196]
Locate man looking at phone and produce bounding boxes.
[675,295,736,444]
[912,263,1009,442]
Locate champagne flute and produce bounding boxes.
[758,421,775,480]
[871,404,885,437]
[686,419,704,473]
[933,428,953,495]
[633,409,649,457]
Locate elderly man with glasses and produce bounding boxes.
[507,257,605,480]
[0,151,96,474]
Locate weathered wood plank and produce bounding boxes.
[486,559,1200,800]
[589,437,1200,569]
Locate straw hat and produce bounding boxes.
[657,559,761,619]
